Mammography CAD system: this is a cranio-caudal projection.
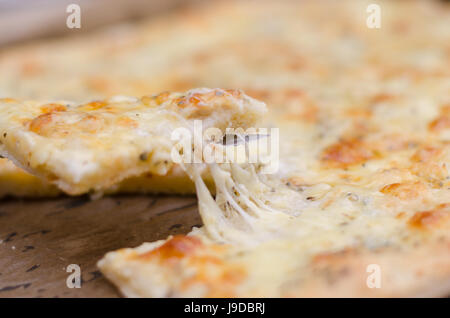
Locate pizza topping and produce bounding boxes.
[321,138,374,169]
[0,98,18,103]
[26,112,105,137]
[379,181,427,200]
[411,146,442,162]
[429,116,450,132]
[408,204,450,230]
[138,235,202,261]
[428,105,450,133]
[79,100,108,111]
[39,103,67,113]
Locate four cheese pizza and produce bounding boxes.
[0,0,449,297]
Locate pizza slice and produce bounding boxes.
[98,110,450,297]
[99,157,450,297]
[0,89,266,195]
[98,228,450,297]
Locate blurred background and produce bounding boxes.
[0,0,448,103]
[0,0,203,47]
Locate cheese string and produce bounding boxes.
[180,133,302,245]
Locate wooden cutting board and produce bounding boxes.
[0,194,200,297]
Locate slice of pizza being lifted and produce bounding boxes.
[0,88,266,196]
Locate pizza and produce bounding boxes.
[0,0,449,297]
[99,98,450,297]
[0,89,266,195]
[97,0,450,297]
